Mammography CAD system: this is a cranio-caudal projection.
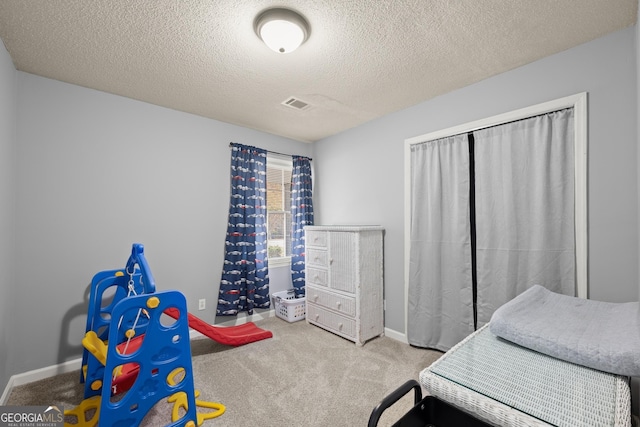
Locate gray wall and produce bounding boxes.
[0,41,17,390]
[313,26,639,334]
[5,72,310,379]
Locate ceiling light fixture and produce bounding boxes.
[254,8,310,54]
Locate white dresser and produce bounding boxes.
[304,225,384,346]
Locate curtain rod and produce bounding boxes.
[229,142,312,161]
[415,107,573,145]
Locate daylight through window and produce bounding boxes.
[266,156,292,262]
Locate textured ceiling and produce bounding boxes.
[0,1,637,143]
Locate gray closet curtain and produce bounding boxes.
[407,134,474,351]
[474,108,575,327]
[408,108,575,350]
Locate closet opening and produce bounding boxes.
[403,93,587,350]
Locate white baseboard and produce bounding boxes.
[1,358,82,405]
[0,378,11,405]
[0,309,276,405]
[383,327,407,344]
[214,309,275,326]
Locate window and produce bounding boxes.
[266,156,292,266]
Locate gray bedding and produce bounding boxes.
[489,285,640,377]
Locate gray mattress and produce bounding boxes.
[489,285,640,377]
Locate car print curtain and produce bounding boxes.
[290,156,314,297]
[218,143,270,315]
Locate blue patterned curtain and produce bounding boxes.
[290,156,314,297]
[218,143,270,315]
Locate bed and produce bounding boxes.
[417,286,636,427]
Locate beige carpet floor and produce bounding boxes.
[7,316,442,426]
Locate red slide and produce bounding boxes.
[164,308,273,346]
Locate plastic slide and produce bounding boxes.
[163,307,273,346]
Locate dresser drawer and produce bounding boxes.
[307,267,328,287]
[306,248,328,267]
[306,230,327,248]
[307,303,356,339]
[307,285,355,317]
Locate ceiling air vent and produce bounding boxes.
[282,97,310,111]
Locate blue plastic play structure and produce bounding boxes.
[80,247,150,394]
[69,243,224,427]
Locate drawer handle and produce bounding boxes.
[314,275,320,281]
[313,294,318,302]
[336,301,341,309]
[338,322,343,330]
[315,314,320,321]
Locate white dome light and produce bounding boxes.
[254,8,310,54]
